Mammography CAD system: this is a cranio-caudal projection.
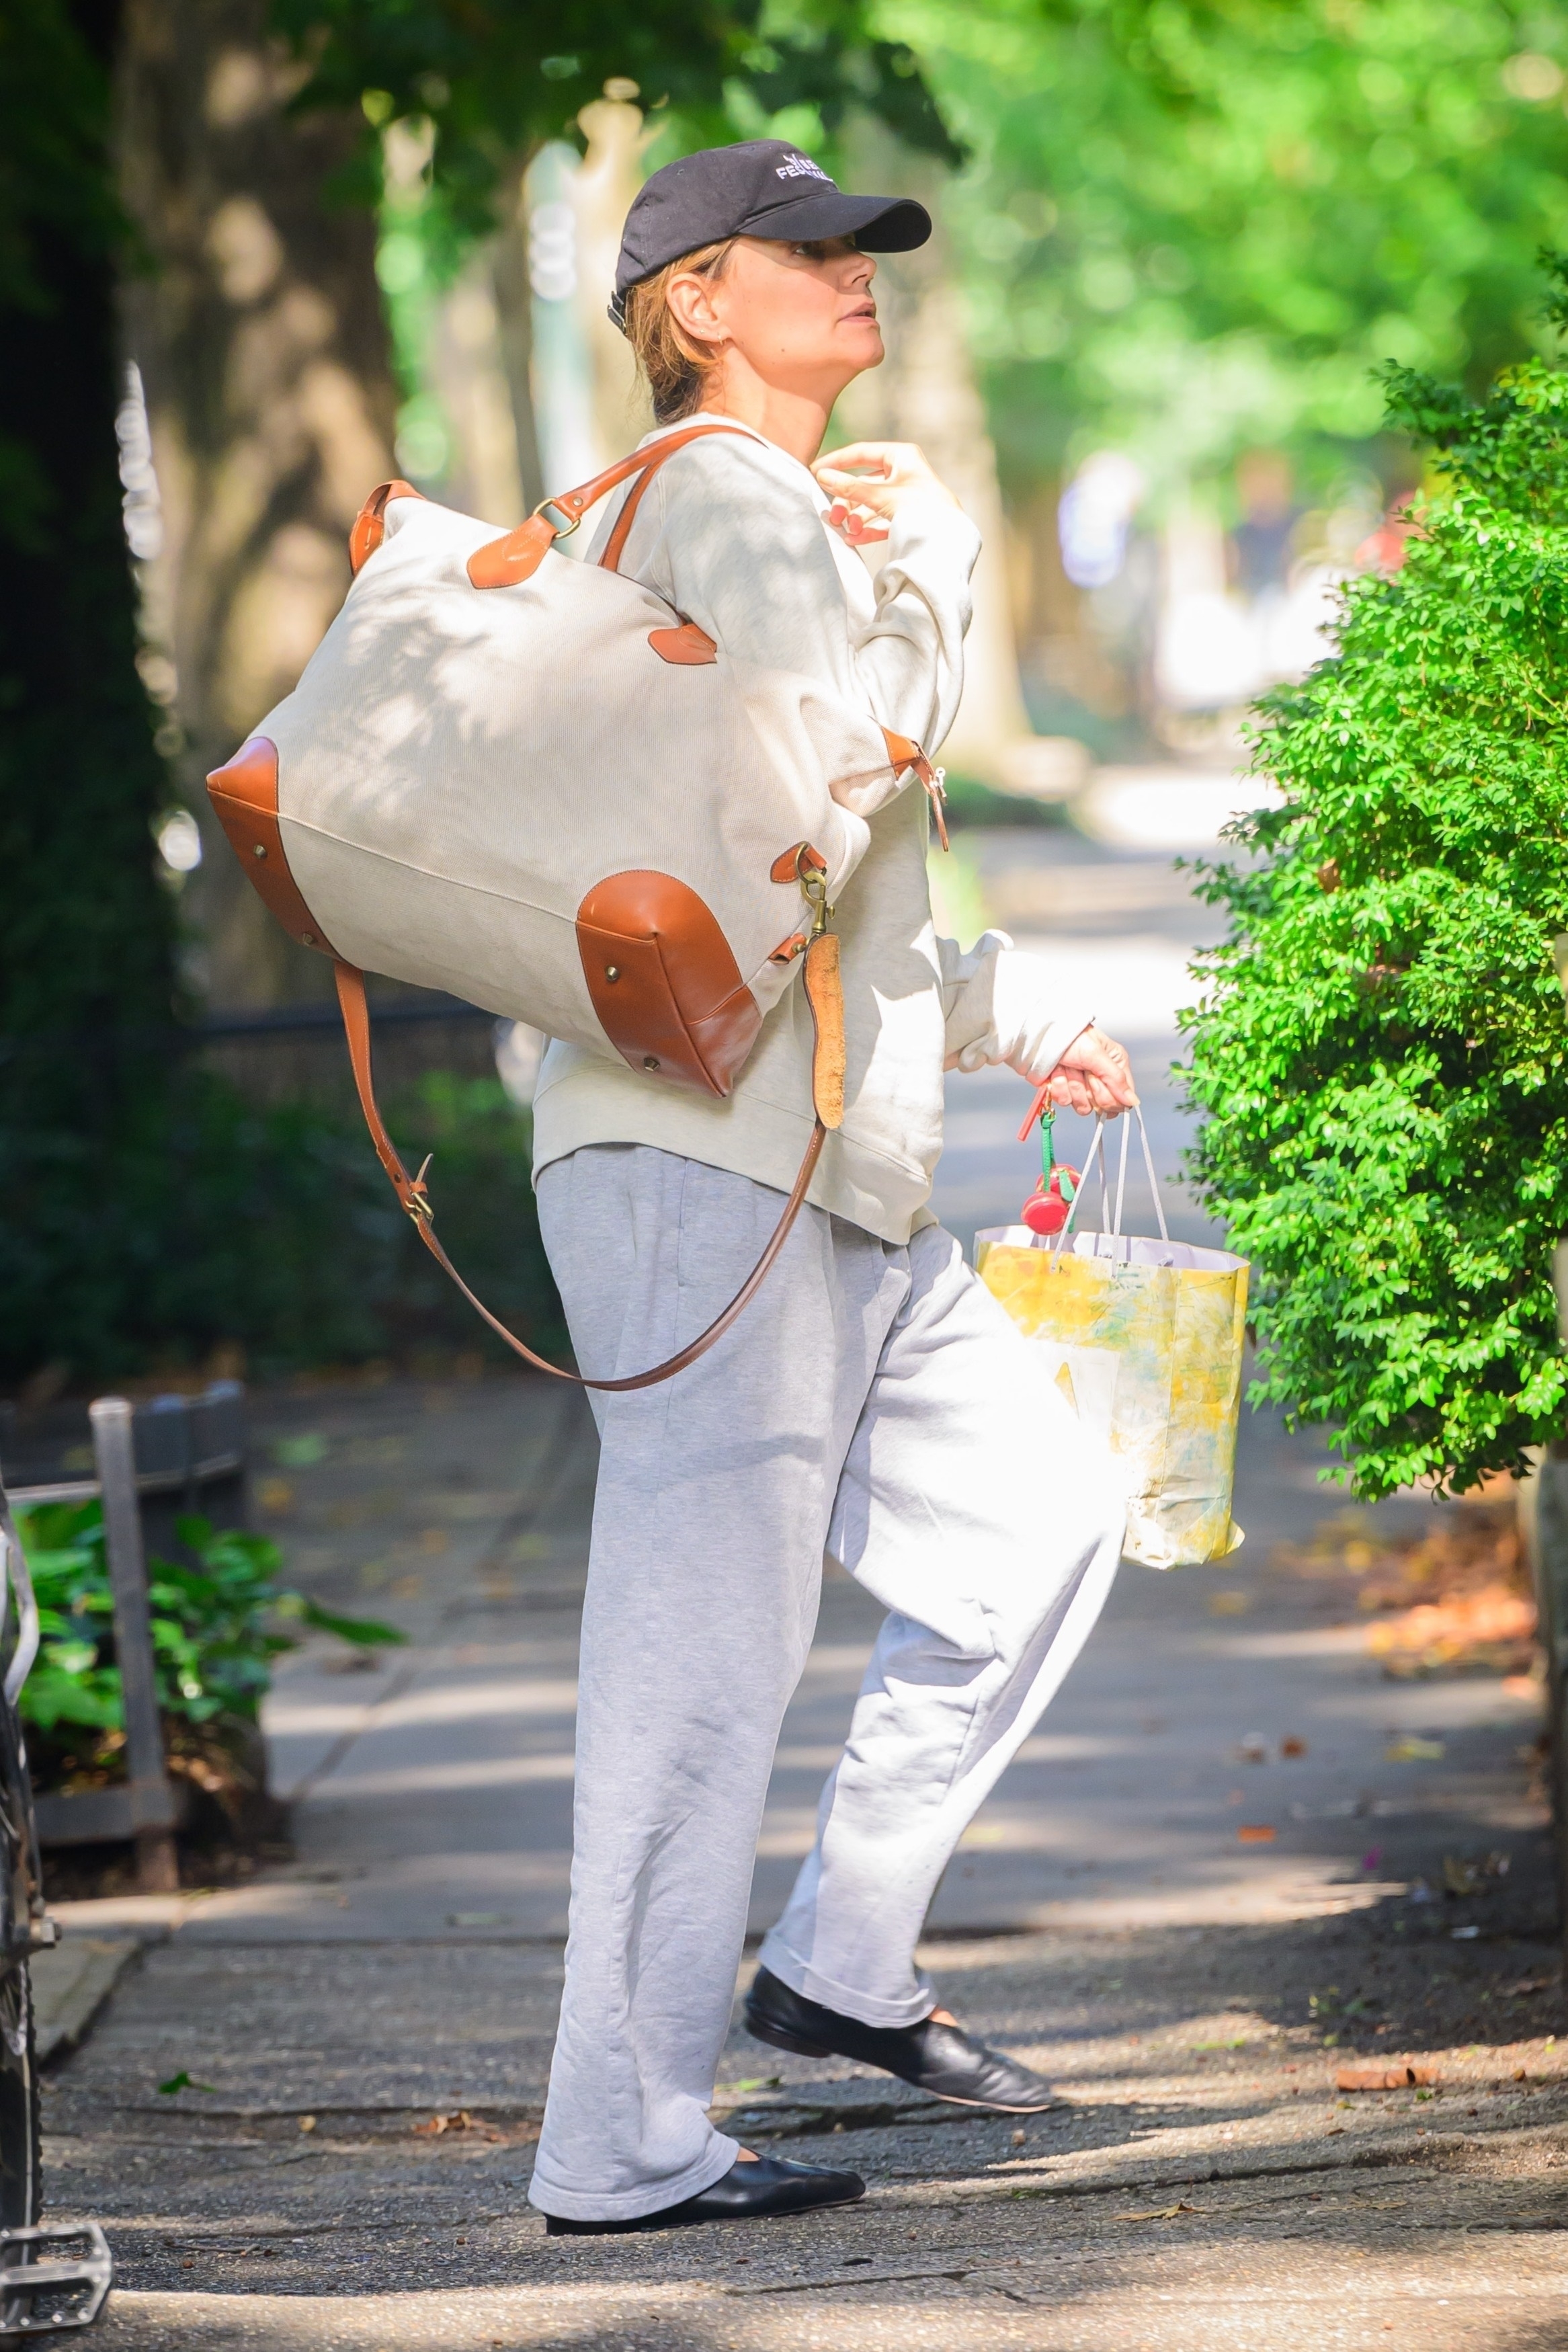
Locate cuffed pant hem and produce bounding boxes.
[526,2131,739,2224]
[757,1932,936,2031]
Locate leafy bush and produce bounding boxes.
[13,1500,402,1794]
[1184,270,1568,1498]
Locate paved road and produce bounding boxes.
[44,811,1567,2348]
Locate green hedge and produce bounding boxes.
[1184,267,1568,1498]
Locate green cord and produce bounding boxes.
[1038,1106,1076,1203]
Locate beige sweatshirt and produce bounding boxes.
[531,416,1093,1244]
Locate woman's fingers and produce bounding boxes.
[811,440,960,522]
[826,500,890,544]
[813,442,895,478]
[1055,1026,1140,1110]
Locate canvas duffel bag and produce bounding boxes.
[207,423,948,1388]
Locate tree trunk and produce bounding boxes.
[489,159,546,518]
[571,96,652,466]
[116,0,398,1008]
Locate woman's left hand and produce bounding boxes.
[1042,1027,1139,1118]
[811,442,960,544]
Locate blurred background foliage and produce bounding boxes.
[903,0,1568,503]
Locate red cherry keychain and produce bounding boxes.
[1019,1095,1079,1237]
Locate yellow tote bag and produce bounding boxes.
[977,1112,1248,1569]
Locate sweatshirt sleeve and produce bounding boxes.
[612,434,981,756]
[937,931,1097,1084]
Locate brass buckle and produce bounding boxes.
[794,846,833,940]
[406,1152,436,1225]
[532,497,581,540]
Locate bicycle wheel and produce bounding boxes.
[0,1959,38,2234]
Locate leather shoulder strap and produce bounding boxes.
[332,963,825,1392]
[597,422,757,574]
[468,423,755,591]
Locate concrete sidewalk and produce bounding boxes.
[38,1365,1567,2352]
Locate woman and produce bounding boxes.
[527,140,1135,2236]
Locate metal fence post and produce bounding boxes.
[87,1400,178,1894]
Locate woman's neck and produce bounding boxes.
[694,356,842,467]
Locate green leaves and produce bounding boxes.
[897,1,1568,489]
[11,1502,406,1765]
[1183,323,1568,1496]
[273,0,958,239]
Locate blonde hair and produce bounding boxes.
[622,240,737,423]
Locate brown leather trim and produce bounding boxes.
[600,458,663,573]
[881,729,949,850]
[576,870,761,1096]
[349,480,424,575]
[206,736,334,957]
[648,621,717,665]
[466,514,556,589]
[770,842,827,885]
[804,930,845,1129]
[468,422,753,592]
[769,931,808,965]
[332,960,823,1390]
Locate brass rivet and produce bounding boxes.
[252,843,267,860]
[605,965,620,983]
[643,1055,659,1071]
[300,932,315,946]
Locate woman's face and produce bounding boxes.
[669,236,883,400]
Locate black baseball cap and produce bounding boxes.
[610,139,931,330]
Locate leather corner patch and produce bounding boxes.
[576,870,759,1096]
[206,736,334,957]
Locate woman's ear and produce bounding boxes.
[665,270,729,354]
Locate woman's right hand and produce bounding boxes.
[811,442,960,543]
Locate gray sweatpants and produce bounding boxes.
[527,1144,1125,2224]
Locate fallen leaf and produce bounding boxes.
[1336,2063,1440,2091]
[298,2115,316,2134]
[1114,2201,1200,2222]
[1280,1736,1308,1758]
[1385,1736,1444,1762]
[413,2109,501,2140]
[1508,1978,1553,1996]
[1237,1824,1276,1843]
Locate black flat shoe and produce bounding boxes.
[745,1965,1061,2114]
[542,2152,865,2236]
